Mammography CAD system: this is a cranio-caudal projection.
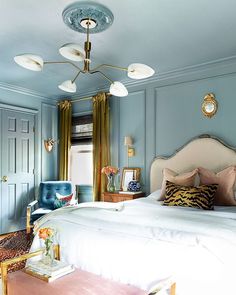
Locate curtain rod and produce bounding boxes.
[71,93,111,103]
[71,96,92,103]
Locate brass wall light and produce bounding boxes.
[124,136,135,167]
[202,93,218,118]
[44,138,58,152]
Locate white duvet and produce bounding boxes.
[30,198,236,295]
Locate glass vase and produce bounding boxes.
[107,175,116,192]
[42,238,54,266]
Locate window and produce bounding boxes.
[70,144,93,185]
[70,114,93,195]
[71,114,92,145]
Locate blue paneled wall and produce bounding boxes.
[2,58,236,199]
[110,61,236,194]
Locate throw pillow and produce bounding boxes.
[198,166,236,206]
[147,189,162,200]
[158,168,198,201]
[163,181,218,210]
[53,193,73,209]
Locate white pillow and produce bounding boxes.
[55,192,72,199]
[55,192,76,205]
[147,189,162,200]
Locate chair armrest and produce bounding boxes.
[27,200,38,208]
[26,200,38,234]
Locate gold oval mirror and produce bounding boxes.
[202,93,218,118]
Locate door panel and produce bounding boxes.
[1,109,35,233]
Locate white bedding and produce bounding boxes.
[30,198,236,295]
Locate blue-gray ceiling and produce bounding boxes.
[1,0,236,99]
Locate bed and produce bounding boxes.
[31,135,236,295]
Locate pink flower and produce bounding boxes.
[38,227,54,240]
[101,166,119,176]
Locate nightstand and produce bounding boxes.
[103,191,145,202]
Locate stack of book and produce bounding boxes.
[24,259,75,282]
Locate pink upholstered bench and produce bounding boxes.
[7,268,147,295]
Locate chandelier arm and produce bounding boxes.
[91,64,128,72]
[71,71,81,83]
[91,70,114,84]
[44,61,82,71]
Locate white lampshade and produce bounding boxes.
[59,43,85,61]
[109,81,128,97]
[124,136,133,146]
[127,63,155,79]
[14,54,44,71]
[58,80,77,93]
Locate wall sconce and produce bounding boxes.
[124,136,135,167]
[201,93,218,118]
[44,138,59,152]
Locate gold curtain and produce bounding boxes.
[93,92,110,201]
[58,100,72,180]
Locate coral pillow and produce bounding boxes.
[158,168,198,201]
[198,166,236,205]
[53,193,73,209]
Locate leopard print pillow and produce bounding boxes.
[163,181,218,210]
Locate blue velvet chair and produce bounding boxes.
[26,181,72,234]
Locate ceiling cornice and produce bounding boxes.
[121,54,236,88]
[2,54,236,102]
[68,54,236,99]
[0,82,57,103]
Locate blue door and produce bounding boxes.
[0,108,35,233]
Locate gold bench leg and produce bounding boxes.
[26,207,32,235]
[170,282,176,295]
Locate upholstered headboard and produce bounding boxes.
[150,135,236,193]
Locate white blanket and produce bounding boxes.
[30,198,236,295]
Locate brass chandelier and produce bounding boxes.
[14,1,155,97]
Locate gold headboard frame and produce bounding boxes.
[150,134,236,193]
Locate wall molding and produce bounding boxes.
[67,54,236,98]
[121,54,236,89]
[0,103,38,114]
[0,82,58,103]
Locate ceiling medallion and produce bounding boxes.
[62,1,114,34]
[14,1,155,97]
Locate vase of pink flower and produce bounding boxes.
[38,227,55,266]
[101,166,119,192]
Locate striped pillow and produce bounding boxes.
[163,181,218,210]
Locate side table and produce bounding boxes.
[103,191,145,202]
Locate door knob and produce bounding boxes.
[1,176,8,182]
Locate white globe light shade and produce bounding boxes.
[109,82,128,97]
[14,54,44,71]
[127,63,155,79]
[59,43,85,61]
[58,80,77,93]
